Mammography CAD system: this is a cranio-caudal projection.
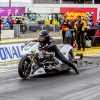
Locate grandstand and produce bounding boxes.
[0,0,99,7]
[33,0,92,4]
[32,0,100,8]
[33,0,100,4]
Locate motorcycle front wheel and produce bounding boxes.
[18,56,31,79]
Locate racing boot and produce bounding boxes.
[71,64,79,74]
[68,62,79,74]
[75,68,79,74]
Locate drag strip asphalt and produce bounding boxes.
[0,61,100,100]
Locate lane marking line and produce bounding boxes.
[0,69,17,73]
[0,37,62,44]
[0,60,19,64]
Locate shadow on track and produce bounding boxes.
[19,70,79,82]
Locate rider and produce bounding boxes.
[34,30,79,74]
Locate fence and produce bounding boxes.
[14,24,61,33]
[1,23,61,33]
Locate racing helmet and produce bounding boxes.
[39,30,49,46]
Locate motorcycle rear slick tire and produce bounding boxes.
[18,56,31,79]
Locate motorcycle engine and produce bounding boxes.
[38,51,45,62]
[37,50,58,67]
[45,52,55,61]
[38,51,55,63]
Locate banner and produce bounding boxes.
[0,43,25,62]
[60,7,97,24]
[0,7,25,16]
[0,0,31,2]
[25,7,60,13]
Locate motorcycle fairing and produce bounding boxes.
[60,44,73,59]
[22,42,39,54]
[23,42,73,60]
[33,67,46,76]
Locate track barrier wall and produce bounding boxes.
[0,43,25,62]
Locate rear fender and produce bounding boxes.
[60,44,73,59]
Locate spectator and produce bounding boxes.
[1,17,6,29]
[20,18,25,33]
[60,15,71,44]
[55,14,58,21]
[64,29,72,45]
[3,18,7,23]
[6,18,11,25]
[9,14,12,17]
[82,18,87,24]
[73,16,87,51]
[59,15,64,24]
[1,17,4,23]
[10,17,14,30]
[52,17,58,32]
[44,17,50,33]
[15,17,22,37]
[16,17,22,24]
[19,17,24,24]
[72,18,78,44]
[87,16,94,28]
[0,16,1,34]
[6,18,11,30]
[97,18,100,30]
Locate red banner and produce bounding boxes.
[60,7,97,24]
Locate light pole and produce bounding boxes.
[9,0,11,7]
[92,0,94,4]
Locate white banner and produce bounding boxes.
[0,43,25,62]
[25,7,60,13]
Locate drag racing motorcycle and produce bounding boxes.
[18,41,83,79]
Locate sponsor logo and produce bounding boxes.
[62,52,66,55]
[65,12,94,20]
[0,44,25,62]
[38,71,43,74]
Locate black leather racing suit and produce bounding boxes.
[33,36,79,74]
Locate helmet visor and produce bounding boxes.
[39,36,45,41]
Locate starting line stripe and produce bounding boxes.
[0,69,17,73]
[0,60,19,64]
[0,66,7,69]
[0,36,62,44]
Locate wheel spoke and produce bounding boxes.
[22,60,31,76]
[18,57,31,78]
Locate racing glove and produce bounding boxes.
[43,45,49,50]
